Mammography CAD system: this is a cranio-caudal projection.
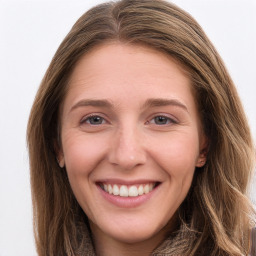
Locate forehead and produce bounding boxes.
[70,42,190,80]
[62,42,194,113]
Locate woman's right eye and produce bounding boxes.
[81,115,106,125]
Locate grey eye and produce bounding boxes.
[153,116,170,125]
[86,116,105,125]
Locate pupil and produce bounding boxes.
[155,116,167,124]
[90,116,102,124]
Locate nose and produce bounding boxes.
[108,126,146,170]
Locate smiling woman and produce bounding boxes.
[27,0,255,255]
[58,42,207,251]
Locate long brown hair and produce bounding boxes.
[27,0,255,255]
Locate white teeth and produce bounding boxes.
[144,184,149,194]
[138,185,144,195]
[128,186,138,197]
[113,184,119,195]
[101,183,156,197]
[120,185,129,197]
[107,184,113,194]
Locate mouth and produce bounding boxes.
[97,182,161,197]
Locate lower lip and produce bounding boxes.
[97,184,161,208]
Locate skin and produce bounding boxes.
[58,42,207,256]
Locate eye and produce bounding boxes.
[81,115,106,125]
[148,115,177,125]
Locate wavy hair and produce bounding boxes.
[27,0,255,255]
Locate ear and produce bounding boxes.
[196,134,208,168]
[58,153,65,168]
[54,140,65,168]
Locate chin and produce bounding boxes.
[90,214,170,245]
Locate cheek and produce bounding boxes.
[149,132,200,178]
[62,132,108,177]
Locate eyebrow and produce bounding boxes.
[142,98,188,112]
[70,99,113,113]
[69,98,188,113]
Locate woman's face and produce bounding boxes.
[59,43,207,245]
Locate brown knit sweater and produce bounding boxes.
[81,225,256,256]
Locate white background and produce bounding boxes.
[0,0,255,255]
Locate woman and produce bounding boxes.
[27,0,256,255]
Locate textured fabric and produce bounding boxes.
[250,227,256,256]
[80,225,256,255]
[81,231,177,255]
[80,224,96,256]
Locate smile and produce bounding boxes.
[99,182,159,197]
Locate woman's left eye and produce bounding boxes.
[148,115,176,125]
[82,115,106,125]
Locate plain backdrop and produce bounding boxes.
[0,0,255,255]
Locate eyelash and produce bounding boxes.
[80,114,177,126]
